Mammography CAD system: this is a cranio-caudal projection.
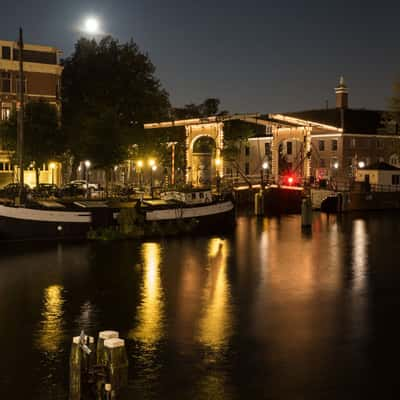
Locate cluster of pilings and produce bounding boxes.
[69,330,128,399]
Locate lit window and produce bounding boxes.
[1,106,11,120]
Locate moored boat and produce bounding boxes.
[0,203,91,240]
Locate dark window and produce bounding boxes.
[0,72,11,93]
[245,146,250,156]
[319,140,325,151]
[287,142,292,155]
[331,140,338,151]
[191,193,196,200]
[377,139,384,149]
[265,142,271,155]
[392,175,400,185]
[199,192,204,198]
[320,158,326,168]
[13,49,57,65]
[1,46,11,59]
[245,162,250,175]
[0,163,3,171]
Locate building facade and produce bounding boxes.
[0,39,63,187]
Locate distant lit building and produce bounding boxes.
[241,77,400,185]
[0,39,63,187]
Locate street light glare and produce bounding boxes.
[84,17,100,34]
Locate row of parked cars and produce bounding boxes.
[0,180,100,199]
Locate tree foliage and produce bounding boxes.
[385,81,400,133]
[62,36,171,171]
[0,101,62,184]
[24,101,62,168]
[173,98,227,119]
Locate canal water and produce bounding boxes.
[1,212,400,399]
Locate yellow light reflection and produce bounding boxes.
[37,284,65,353]
[198,238,233,350]
[352,219,367,292]
[130,242,164,345]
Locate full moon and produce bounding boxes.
[84,17,100,34]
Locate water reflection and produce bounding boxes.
[198,238,233,351]
[130,242,164,346]
[352,219,368,292]
[36,284,65,353]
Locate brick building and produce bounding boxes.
[0,39,63,187]
[239,78,400,186]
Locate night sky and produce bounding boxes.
[1,0,399,114]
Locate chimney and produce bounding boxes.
[335,76,348,109]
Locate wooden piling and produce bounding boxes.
[103,338,129,398]
[97,330,119,365]
[69,337,82,400]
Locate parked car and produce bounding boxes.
[0,183,31,198]
[57,183,86,197]
[32,183,58,197]
[69,180,99,191]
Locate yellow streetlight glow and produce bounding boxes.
[148,159,155,167]
[84,160,91,168]
[49,162,56,170]
[137,160,143,168]
[215,158,221,166]
[152,165,157,172]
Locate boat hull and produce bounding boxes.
[144,200,236,234]
[0,205,91,240]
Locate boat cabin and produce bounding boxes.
[160,190,213,205]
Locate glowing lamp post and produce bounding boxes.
[137,160,143,187]
[261,161,269,189]
[49,162,56,185]
[149,160,156,198]
[84,160,91,198]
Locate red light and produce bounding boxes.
[288,176,294,185]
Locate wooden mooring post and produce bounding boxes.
[69,332,94,400]
[69,330,128,399]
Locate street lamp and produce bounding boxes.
[358,161,365,169]
[261,161,269,189]
[137,160,143,187]
[150,164,157,198]
[84,160,91,198]
[49,162,56,185]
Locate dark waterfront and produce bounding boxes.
[1,213,400,399]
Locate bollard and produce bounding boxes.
[104,338,129,398]
[97,330,119,365]
[301,197,313,227]
[69,337,82,400]
[69,334,94,400]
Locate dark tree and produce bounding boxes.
[384,81,400,133]
[62,36,171,175]
[173,98,226,119]
[24,101,62,186]
[0,101,62,186]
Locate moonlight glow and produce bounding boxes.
[84,17,100,34]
